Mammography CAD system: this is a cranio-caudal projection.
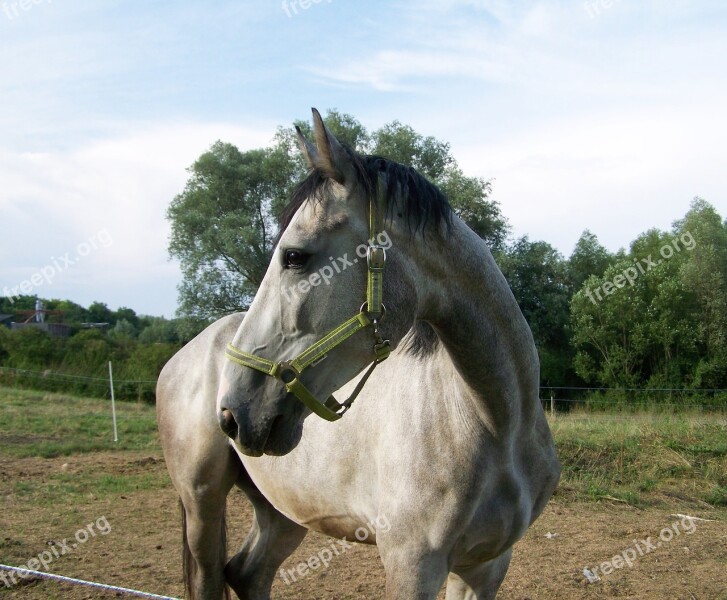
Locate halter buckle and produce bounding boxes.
[277,362,300,385]
[367,245,386,272]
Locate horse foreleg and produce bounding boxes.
[444,549,512,600]
[379,544,450,600]
[178,445,241,600]
[225,469,308,600]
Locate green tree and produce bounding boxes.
[113,307,140,329]
[0,326,10,363]
[138,316,181,344]
[675,198,727,387]
[571,259,651,388]
[568,230,613,291]
[3,327,61,370]
[49,299,89,324]
[61,329,115,374]
[570,199,727,392]
[87,301,113,324]
[109,318,138,341]
[168,142,296,318]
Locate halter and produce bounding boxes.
[224,195,391,421]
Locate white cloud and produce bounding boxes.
[456,103,727,254]
[0,121,276,315]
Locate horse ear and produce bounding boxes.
[295,125,319,170]
[310,107,352,184]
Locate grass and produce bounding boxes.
[0,387,168,513]
[551,410,727,507]
[1,386,726,510]
[0,386,160,458]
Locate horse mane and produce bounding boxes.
[278,146,453,238]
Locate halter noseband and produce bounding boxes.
[224,196,391,421]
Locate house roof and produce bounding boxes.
[0,314,13,322]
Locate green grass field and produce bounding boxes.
[0,386,159,458]
[0,386,725,508]
[551,411,727,507]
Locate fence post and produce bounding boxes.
[550,392,555,417]
[108,361,118,443]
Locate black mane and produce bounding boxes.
[278,146,453,237]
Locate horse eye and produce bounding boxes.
[284,249,308,269]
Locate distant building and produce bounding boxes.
[8,306,72,337]
[10,322,72,337]
[0,314,12,328]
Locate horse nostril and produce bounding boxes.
[219,408,238,439]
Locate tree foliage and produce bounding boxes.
[0,297,188,402]
[167,142,297,317]
[570,198,727,390]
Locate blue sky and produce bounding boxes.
[1,0,725,317]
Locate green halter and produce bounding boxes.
[224,197,391,421]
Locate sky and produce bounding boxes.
[1,0,725,318]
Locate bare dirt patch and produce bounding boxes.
[1,452,725,599]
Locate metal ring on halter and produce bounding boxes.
[359,302,386,320]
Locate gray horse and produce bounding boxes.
[157,109,560,600]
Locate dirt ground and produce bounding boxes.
[1,452,725,599]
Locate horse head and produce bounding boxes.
[217,108,450,456]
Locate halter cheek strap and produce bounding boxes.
[224,197,391,421]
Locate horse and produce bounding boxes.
[157,108,560,600]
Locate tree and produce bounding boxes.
[571,258,652,388]
[87,301,113,324]
[138,316,182,344]
[568,230,613,291]
[168,142,297,317]
[109,318,138,341]
[570,199,727,391]
[675,198,727,388]
[370,121,453,180]
[113,307,140,330]
[168,110,510,319]
[2,327,60,370]
[61,329,115,374]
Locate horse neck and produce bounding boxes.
[411,218,540,432]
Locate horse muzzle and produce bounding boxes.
[217,398,302,457]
